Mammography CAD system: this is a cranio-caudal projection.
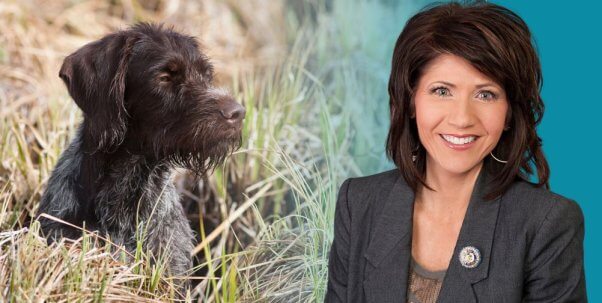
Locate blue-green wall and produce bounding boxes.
[495,1,601,300]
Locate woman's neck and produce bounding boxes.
[416,156,483,215]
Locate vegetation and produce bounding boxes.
[0,0,416,301]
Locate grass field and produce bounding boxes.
[0,0,413,301]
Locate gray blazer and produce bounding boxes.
[326,167,587,302]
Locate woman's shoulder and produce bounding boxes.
[501,178,584,231]
[338,169,403,214]
[504,179,585,293]
[347,168,400,188]
[343,169,401,199]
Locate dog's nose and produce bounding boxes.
[220,101,246,124]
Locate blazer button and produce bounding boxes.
[459,246,481,269]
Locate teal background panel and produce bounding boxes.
[494,0,601,300]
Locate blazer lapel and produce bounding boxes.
[437,166,501,303]
[362,167,502,303]
[363,172,415,302]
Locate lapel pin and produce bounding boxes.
[459,246,481,269]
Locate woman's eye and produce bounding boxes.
[477,90,497,101]
[431,86,451,97]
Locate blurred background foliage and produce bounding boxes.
[0,0,420,301]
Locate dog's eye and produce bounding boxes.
[158,73,171,83]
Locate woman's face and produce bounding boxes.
[413,54,509,176]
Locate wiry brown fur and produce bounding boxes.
[37,23,245,289]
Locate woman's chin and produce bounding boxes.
[433,157,484,176]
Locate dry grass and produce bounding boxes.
[0,0,291,301]
[1,223,182,302]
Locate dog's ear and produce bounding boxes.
[59,32,137,152]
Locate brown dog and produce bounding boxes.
[37,23,244,288]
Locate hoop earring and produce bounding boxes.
[490,151,508,163]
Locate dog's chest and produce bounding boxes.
[95,163,178,239]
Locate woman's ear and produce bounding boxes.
[59,32,138,152]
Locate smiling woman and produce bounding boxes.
[326,1,587,303]
[413,54,509,180]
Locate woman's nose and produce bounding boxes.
[447,100,476,128]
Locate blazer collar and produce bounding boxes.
[363,169,415,269]
[362,170,415,302]
[363,166,502,302]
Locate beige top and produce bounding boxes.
[406,257,447,303]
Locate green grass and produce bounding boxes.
[231,1,424,301]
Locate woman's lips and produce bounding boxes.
[439,134,479,151]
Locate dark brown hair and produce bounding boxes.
[386,1,550,200]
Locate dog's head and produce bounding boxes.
[59,23,245,174]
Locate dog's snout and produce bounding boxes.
[220,101,246,124]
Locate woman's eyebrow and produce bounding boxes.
[430,81,456,87]
[475,83,500,89]
[429,81,500,89]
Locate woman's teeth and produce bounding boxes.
[441,134,477,145]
